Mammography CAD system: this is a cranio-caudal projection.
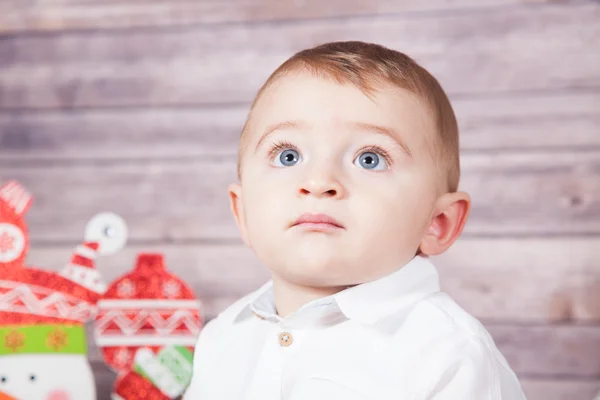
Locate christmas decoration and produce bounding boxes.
[95,253,203,399]
[0,181,32,269]
[0,180,127,400]
[134,346,194,397]
[112,345,194,400]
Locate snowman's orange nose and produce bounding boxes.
[0,390,17,400]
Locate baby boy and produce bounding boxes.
[184,41,527,399]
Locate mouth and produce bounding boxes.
[291,213,345,231]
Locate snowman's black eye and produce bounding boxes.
[103,225,116,238]
[1,376,6,383]
[30,374,36,381]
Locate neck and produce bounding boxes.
[271,274,351,318]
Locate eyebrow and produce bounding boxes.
[254,120,308,154]
[348,121,412,157]
[253,120,412,157]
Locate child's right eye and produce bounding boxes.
[273,148,302,167]
[268,140,302,167]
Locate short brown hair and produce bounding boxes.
[238,41,460,192]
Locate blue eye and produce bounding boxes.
[355,151,387,170]
[273,149,302,167]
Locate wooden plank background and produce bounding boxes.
[1,0,600,399]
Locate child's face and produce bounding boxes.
[230,72,441,288]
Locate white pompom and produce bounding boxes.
[85,212,128,255]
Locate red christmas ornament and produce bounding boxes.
[94,253,203,372]
[112,370,170,400]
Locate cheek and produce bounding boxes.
[46,389,71,400]
[350,185,431,244]
[246,175,294,213]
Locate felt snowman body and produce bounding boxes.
[0,181,128,400]
[0,264,99,400]
[0,354,95,400]
[0,264,101,400]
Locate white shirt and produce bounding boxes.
[184,255,527,399]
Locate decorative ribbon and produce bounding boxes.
[0,323,87,355]
[134,346,194,398]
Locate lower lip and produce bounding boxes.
[292,222,343,232]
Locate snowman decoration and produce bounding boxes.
[0,181,128,400]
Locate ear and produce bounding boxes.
[419,191,471,256]
[228,182,251,248]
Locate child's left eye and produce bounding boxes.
[354,150,388,171]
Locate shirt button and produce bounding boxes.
[278,332,293,347]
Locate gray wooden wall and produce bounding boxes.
[1,1,599,399]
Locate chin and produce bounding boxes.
[278,253,357,287]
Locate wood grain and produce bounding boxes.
[2,151,599,241]
[89,359,600,400]
[25,237,600,323]
[1,5,599,109]
[0,0,562,33]
[520,379,600,400]
[90,361,117,400]
[485,324,600,378]
[437,238,600,323]
[1,91,598,160]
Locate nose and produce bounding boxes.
[298,174,345,199]
[0,390,16,400]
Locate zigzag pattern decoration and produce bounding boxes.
[95,309,202,337]
[0,280,95,321]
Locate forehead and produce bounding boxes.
[248,71,436,146]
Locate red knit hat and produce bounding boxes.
[0,181,32,269]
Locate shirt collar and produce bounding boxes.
[333,255,440,324]
[232,280,275,323]
[235,255,440,325]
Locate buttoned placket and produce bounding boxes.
[244,313,307,400]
